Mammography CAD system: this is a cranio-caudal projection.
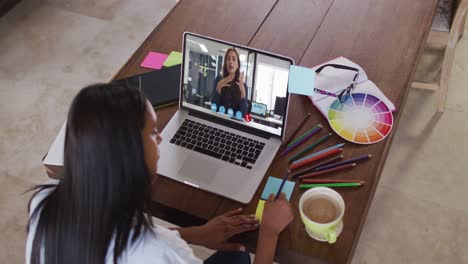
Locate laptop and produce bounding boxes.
[157,32,294,203]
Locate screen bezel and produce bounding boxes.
[180,32,295,140]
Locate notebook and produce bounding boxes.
[43,65,181,167]
[308,57,395,117]
[309,57,396,144]
[116,64,180,108]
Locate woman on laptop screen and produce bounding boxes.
[26,82,292,264]
[212,48,249,117]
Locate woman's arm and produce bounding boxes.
[176,194,292,264]
[239,81,249,116]
[240,96,248,117]
[212,76,222,106]
[238,82,246,99]
[174,208,258,251]
[216,82,224,95]
[253,228,279,264]
[253,193,294,264]
[175,226,205,245]
[237,72,247,99]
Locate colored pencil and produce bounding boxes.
[291,143,346,164]
[288,133,332,162]
[286,123,319,148]
[281,125,322,156]
[314,154,372,171]
[290,148,343,170]
[281,113,310,149]
[298,163,357,179]
[300,182,363,189]
[301,179,364,184]
[290,155,344,178]
[275,170,290,200]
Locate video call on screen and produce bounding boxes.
[182,34,291,136]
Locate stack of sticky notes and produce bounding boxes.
[140,51,183,70]
[287,65,315,96]
[255,176,295,222]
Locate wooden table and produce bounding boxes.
[47,0,439,263]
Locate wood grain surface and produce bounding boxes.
[109,0,439,262]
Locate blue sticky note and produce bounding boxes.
[261,176,295,201]
[288,65,315,96]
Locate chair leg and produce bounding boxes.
[437,46,456,112]
[437,0,468,112]
[458,13,466,41]
[454,0,467,41]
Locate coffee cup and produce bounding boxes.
[299,187,345,243]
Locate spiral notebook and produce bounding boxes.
[308,57,396,144]
[308,57,395,116]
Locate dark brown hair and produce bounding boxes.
[27,82,154,264]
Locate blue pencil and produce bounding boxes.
[275,170,290,200]
[288,133,332,162]
[291,143,346,164]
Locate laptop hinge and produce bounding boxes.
[188,111,272,139]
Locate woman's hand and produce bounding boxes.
[238,71,245,83]
[260,193,294,236]
[195,208,259,251]
[216,74,235,94]
[236,71,246,99]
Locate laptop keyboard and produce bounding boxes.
[169,119,265,169]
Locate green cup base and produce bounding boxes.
[305,221,343,243]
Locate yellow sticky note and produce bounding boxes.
[255,200,266,222]
[163,51,183,67]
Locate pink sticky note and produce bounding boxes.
[140,52,168,70]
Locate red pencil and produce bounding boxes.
[290,155,344,178]
[290,148,343,170]
[298,163,357,179]
[301,179,364,184]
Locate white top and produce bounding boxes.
[26,182,203,264]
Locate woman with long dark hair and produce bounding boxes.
[212,48,249,117]
[26,82,293,264]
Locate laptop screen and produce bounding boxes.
[181,33,293,137]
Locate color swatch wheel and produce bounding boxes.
[328,93,393,144]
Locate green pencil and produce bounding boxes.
[288,133,332,162]
[300,182,363,189]
[286,124,322,148]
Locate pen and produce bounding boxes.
[275,170,290,200]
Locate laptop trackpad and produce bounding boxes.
[178,156,217,184]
